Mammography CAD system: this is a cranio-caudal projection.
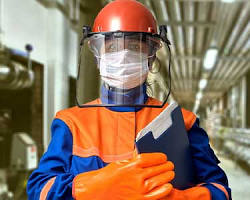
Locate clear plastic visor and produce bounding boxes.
[88,32,161,58]
[76,32,171,108]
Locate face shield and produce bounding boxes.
[76,26,171,108]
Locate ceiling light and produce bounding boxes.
[199,79,208,90]
[221,0,235,3]
[203,48,219,70]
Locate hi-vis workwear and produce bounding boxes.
[27,0,231,199]
[27,97,231,200]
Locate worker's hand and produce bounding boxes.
[73,153,175,200]
[159,186,211,200]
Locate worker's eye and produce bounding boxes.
[106,43,117,52]
[127,43,140,51]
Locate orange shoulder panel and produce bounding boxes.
[181,107,197,131]
[55,99,99,132]
[55,99,136,163]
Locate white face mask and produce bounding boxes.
[99,50,149,89]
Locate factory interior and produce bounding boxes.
[0,0,249,199]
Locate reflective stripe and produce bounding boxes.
[40,177,56,200]
[198,182,229,200]
[73,145,134,163]
[72,179,75,199]
[211,182,229,200]
[182,110,197,130]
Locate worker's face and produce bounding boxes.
[103,39,150,55]
[76,32,172,106]
[88,33,161,59]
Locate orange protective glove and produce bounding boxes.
[160,186,211,200]
[73,153,175,200]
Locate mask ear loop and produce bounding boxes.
[76,26,92,108]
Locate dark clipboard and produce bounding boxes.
[135,103,195,189]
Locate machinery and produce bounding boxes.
[0,45,34,90]
[0,132,38,200]
[10,133,38,172]
[0,43,38,199]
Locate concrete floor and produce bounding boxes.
[217,153,250,200]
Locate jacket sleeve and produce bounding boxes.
[27,118,74,200]
[188,118,232,200]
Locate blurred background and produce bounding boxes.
[0,0,249,199]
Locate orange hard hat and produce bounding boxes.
[93,0,157,34]
[76,0,172,109]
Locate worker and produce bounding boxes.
[27,0,231,199]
